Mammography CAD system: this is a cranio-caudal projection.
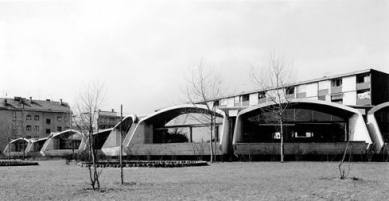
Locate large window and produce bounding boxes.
[241,107,348,143]
[153,113,222,144]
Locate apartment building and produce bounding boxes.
[215,69,389,113]
[0,97,71,153]
[97,109,122,130]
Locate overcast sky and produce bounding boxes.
[0,0,388,115]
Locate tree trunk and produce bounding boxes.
[280,120,284,163]
[209,117,214,163]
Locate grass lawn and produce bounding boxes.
[0,160,388,201]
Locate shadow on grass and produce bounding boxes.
[113,181,136,186]
[319,176,364,182]
[80,182,136,194]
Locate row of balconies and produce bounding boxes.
[219,76,372,108]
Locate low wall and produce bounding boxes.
[125,143,222,156]
[233,142,369,155]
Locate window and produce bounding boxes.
[26,115,32,121]
[26,125,31,131]
[57,116,62,122]
[318,96,326,101]
[331,79,342,87]
[295,132,314,138]
[46,129,51,134]
[64,116,68,122]
[35,125,39,131]
[241,94,249,102]
[213,100,220,107]
[46,119,51,124]
[356,73,370,83]
[34,115,39,121]
[286,87,295,95]
[57,126,62,132]
[258,92,266,99]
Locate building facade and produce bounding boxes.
[0,97,71,153]
[214,69,389,113]
[97,109,122,130]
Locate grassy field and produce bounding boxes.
[0,160,388,201]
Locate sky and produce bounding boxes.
[0,0,388,115]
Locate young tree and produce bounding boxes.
[73,82,106,191]
[0,116,15,159]
[250,53,296,162]
[185,61,225,163]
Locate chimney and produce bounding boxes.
[60,99,63,105]
[4,99,7,104]
[30,97,32,102]
[112,109,114,113]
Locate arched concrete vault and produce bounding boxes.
[233,99,371,156]
[3,138,31,157]
[40,129,82,157]
[124,104,230,156]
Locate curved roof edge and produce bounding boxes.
[141,104,226,122]
[237,99,362,116]
[368,102,389,114]
[112,114,138,129]
[50,129,81,138]
[8,138,32,144]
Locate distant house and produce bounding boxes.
[0,97,72,154]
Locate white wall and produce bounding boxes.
[305,83,318,98]
[221,97,234,107]
[318,80,331,90]
[343,91,357,105]
[342,76,356,92]
[296,84,306,93]
[249,93,259,106]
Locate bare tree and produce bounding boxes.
[250,53,296,162]
[0,116,15,159]
[185,61,225,163]
[73,82,106,191]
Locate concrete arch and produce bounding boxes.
[25,137,48,157]
[233,99,371,155]
[100,114,138,156]
[124,104,230,156]
[79,128,113,152]
[3,138,31,157]
[40,129,82,157]
[367,102,389,152]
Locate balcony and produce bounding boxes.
[297,92,306,99]
[331,86,342,94]
[356,98,371,106]
[356,82,370,90]
[285,94,295,99]
[318,89,329,96]
[242,101,249,106]
[258,98,267,104]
